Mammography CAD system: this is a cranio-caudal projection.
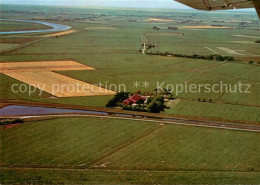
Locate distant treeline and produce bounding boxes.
[145,51,235,62]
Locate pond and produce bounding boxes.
[0,105,108,116]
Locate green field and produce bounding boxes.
[0,5,259,122]
[1,118,157,167]
[0,20,52,32]
[0,4,260,184]
[164,100,260,122]
[1,117,259,184]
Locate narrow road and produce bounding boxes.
[18,114,260,133]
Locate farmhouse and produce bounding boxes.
[123,94,146,105]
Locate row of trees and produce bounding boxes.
[122,96,165,113]
[106,91,166,113]
[145,51,235,62]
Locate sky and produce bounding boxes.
[0,0,194,9]
[0,0,255,11]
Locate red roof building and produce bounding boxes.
[123,94,146,105]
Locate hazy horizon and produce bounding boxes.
[0,0,189,9]
[0,0,256,12]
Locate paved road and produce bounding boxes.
[19,114,260,133]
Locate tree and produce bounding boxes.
[114,92,129,102]
[135,90,142,94]
[208,55,214,60]
[146,97,154,105]
[136,99,145,105]
[146,96,165,113]
[223,56,235,61]
[163,88,171,95]
[106,92,130,107]
[155,96,165,109]
[147,101,161,113]
[106,99,116,107]
[169,93,175,100]
[216,55,224,61]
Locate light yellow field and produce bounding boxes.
[233,35,260,39]
[0,61,94,73]
[4,71,115,97]
[0,61,115,97]
[145,18,173,22]
[44,29,77,37]
[181,26,234,29]
[145,33,183,36]
[85,27,116,30]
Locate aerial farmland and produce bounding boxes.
[0,3,259,184]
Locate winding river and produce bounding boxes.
[0,19,72,35]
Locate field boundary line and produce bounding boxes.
[0,166,260,173]
[178,63,228,83]
[194,62,228,73]
[217,67,258,100]
[0,29,82,54]
[85,124,164,168]
[0,37,48,54]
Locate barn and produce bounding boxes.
[123,94,146,105]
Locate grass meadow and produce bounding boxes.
[0,117,259,184]
[0,20,51,32]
